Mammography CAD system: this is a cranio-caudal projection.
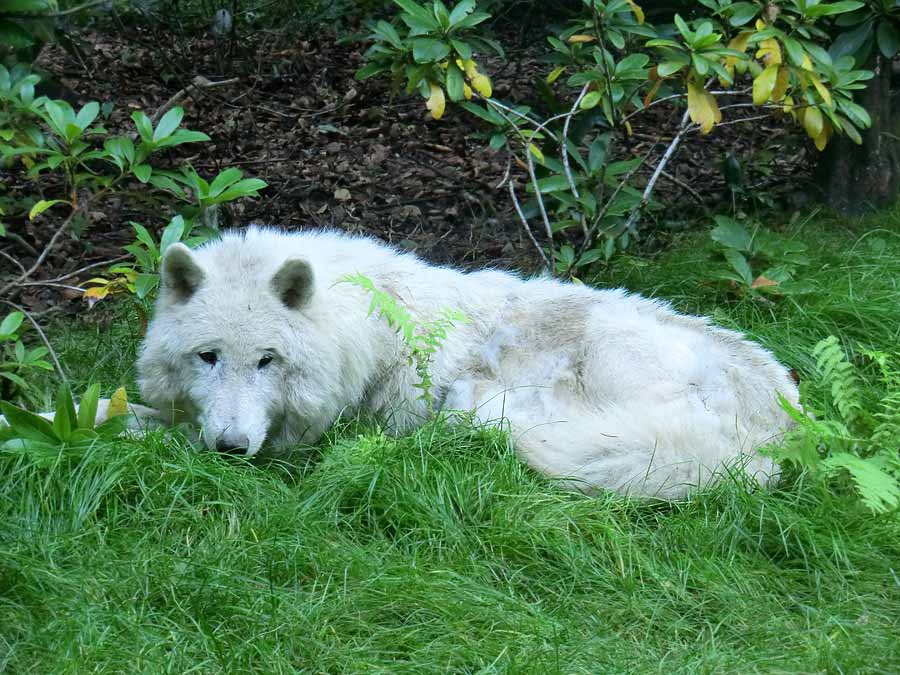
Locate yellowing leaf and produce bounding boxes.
[807,71,833,107]
[725,31,753,81]
[753,64,779,105]
[814,117,833,151]
[803,105,824,140]
[567,34,596,44]
[755,19,766,31]
[471,73,492,97]
[800,53,813,71]
[546,66,566,84]
[687,80,721,134]
[528,143,544,163]
[624,120,633,136]
[751,275,779,289]
[461,59,492,97]
[108,387,129,418]
[626,0,644,24]
[755,37,782,66]
[643,76,662,107]
[426,82,445,120]
[463,83,473,100]
[82,286,109,302]
[782,94,795,116]
[771,66,790,102]
[728,32,752,54]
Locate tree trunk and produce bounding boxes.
[816,54,900,214]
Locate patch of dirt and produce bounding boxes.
[3,23,812,310]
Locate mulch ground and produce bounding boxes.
[3,19,813,311]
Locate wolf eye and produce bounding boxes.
[198,351,218,365]
[258,354,274,369]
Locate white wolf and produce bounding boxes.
[56,227,803,498]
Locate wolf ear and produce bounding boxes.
[161,243,205,302]
[271,258,314,309]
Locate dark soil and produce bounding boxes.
[2,22,813,310]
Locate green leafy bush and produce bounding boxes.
[0,383,130,464]
[706,214,813,295]
[771,336,900,513]
[359,0,874,274]
[0,310,52,402]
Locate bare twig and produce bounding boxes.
[0,207,77,298]
[17,282,86,293]
[494,156,513,190]
[27,254,131,285]
[1,300,67,384]
[562,84,590,201]
[0,250,26,275]
[509,178,552,273]
[524,144,554,244]
[622,109,694,234]
[148,76,240,127]
[620,89,748,124]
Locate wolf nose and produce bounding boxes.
[215,437,249,454]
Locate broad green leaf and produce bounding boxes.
[0,311,24,337]
[77,383,100,430]
[448,0,476,27]
[445,60,465,101]
[580,91,602,110]
[159,215,186,255]
[657,61,684,77]
[208,167,243,198]
[214,178,268,202]
[53,384,77,441]
[153,107,184,142]
[412,38,451,63]
[153,129,211,149]
[724,248,753,286]
[451,39,472,60]
[876,21,900,58]
[711,215,752,251]
[130,221,157,251]
[131,110,154,143]
[75,101,99,131]
[132,164,152,183]
[135,273,160,299]
[0,401,58,444]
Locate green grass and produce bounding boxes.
[2,209,900,673]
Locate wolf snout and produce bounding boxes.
[214,434,250,455]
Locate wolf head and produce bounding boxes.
[137,234,336,456]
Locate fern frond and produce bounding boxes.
[822,452,900,513]
[340,275,467,412]
[871,388,900,452]
[812,336,863,425]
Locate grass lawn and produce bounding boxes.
[2,210,899,673]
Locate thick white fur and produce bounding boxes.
[127,226,800,499]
